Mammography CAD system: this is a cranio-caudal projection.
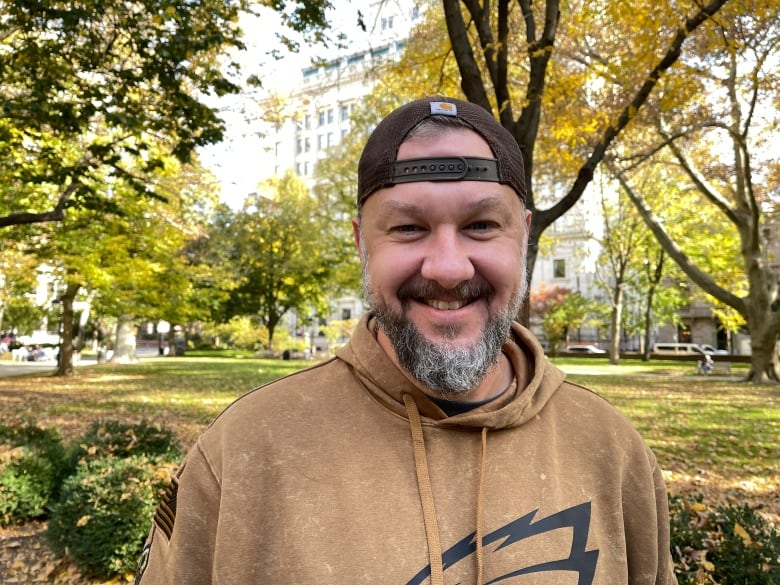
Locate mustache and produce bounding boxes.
[397,277,494,302]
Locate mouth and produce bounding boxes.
[423,298,469,311]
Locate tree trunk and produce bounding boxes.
[609,285,624,365]
[745,321,780,383]
[643,289,655,362]
[55,283,80,377]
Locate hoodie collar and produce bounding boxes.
[335,313,566,429]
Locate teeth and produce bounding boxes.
[425,299,465,311]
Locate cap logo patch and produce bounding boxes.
[430,102,457,116]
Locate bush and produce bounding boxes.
[670,493,780,584]
[67,419,180,470]
[47,454,176,578]
[0,423,67,526]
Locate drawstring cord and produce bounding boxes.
[403,394,488,585]
[404,394,445,585]
[476,426,488,585]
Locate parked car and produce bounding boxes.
[700,344,729,355]
[566,344,607,354]
[652,342,727,356]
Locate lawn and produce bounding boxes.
[0,355,778,583]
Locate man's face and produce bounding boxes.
[353,128,532,397]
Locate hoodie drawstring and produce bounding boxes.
[403,394,488,585]
[475,426,488,585]
[404,394,444,585]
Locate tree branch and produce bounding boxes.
[536,0,731,231]
[0,180,80,229]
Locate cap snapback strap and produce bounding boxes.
[391,157,500,184]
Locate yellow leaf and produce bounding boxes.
[734,522,752,546]
[702,560,715,571]
[76,515,90,527]
[691,502,707,512]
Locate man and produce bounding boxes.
[135,96,677,584]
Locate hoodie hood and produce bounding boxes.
[336,313,566,429]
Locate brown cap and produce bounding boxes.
[357,96,526,207]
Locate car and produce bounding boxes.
[700,344,729,356]
[652,342,729,356]
[566,344,607,354]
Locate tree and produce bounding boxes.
[593,191,647,363]
[0,0,342,230]
[439,0,731,329]
[610,1,780,382]
[530,284,595,355]
[222,171,341,350]
[3,150,221,374]
[0,238,38,334]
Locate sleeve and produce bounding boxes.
[134,442,221,585]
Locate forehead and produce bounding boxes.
[397,127,494,160]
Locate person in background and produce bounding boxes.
[135,96,677,585]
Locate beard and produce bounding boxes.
[362,257,527,399]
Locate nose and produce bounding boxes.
[420,228,475,289]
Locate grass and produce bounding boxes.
[1,354,777,508]
[0,355,777,584]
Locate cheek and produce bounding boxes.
[475,247,524,293]
[364,246,419,294]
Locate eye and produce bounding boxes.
[392,224,424,234]
[465,220,499,233]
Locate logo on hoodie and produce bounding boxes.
[405,502,598,584]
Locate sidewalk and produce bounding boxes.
[0,356,98,378]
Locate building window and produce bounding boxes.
[553,259,566,278]
[305,137,311,153]
[318,111,326,126]
[327,132,334,147]
[341,308,351,320]
[304,114,311,130]
[327,108,334,124]
[296,139,302,154]
[317,134,325,150]
[340,104,350,121]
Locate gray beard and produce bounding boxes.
[362,259,526,399]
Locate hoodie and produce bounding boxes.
[135,314,677,584]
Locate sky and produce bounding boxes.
[198,3,373,209]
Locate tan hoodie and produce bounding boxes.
[135,315,677,584]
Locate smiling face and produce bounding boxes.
[354,127,531,399]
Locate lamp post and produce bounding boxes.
[157,320,170,356]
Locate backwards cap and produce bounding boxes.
[357,96,526,207]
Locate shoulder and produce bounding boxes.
[217,357,354,420]
[548,380,652,452]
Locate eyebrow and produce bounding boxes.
[378,194,512,216]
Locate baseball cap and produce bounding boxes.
[357,96,526,207]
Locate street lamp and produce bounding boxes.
[157,320,170,356]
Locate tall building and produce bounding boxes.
[257,1,422,187]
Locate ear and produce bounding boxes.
[352,217,365,262]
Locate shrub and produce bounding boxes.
[47,454,176,578]
[67,419,180,470]
[670,493,780,584]
[0,423,67,526]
